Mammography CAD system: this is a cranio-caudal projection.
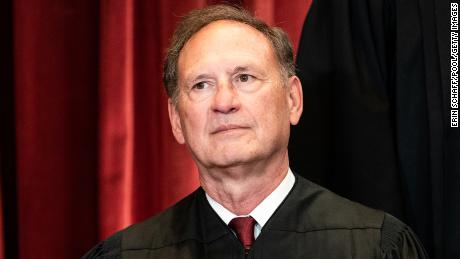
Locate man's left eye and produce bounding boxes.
[237,74,253,82]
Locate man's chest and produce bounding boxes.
[121,230,379,259]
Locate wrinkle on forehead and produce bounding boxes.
[177,20,278,86]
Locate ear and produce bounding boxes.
[287,76,303,125]
[168,98,185,144]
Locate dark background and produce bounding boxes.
[290,0,459,258]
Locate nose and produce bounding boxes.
[211,81,241,114]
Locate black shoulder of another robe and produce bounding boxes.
[82,174,428,258]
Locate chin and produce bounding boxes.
[209,157,248,168]
[209,149,267,169]
[202,151,253,168]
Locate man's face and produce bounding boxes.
[169,20,302,170]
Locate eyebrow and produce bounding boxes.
[231,66,250,74]
[184,65,258,85]
[231,65,267,77]
[184,73,213,86]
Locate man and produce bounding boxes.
[83,4,427,259]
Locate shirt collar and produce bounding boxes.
[205,168,295,227]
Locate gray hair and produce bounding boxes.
[163,4,296,104]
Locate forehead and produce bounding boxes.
[177,20,277,78]
[184,19,272,48]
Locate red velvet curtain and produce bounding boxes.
[7,0,310,258]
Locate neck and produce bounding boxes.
[199,151,289,215]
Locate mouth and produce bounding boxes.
[211,124,249,134]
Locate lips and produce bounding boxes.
[211,124,248,134]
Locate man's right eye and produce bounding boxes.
[193,82,208,90]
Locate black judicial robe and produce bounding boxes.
[83,175,427,258]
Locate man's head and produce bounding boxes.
[166,5,303,171]
[163,4,296,105]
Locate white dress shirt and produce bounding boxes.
[205,168,295,238]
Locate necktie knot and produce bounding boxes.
[229,216,256,251]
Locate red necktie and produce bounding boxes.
[229,216,256,251]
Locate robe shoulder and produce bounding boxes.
[380,213,428,258]
[81,189,205,258]
[272,176,428,258]
[277,175,386,231]
[81,231,122,259]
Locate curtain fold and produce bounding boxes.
[98,0,136,238]
[13,1,101,258]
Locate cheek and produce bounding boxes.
[248,88,289,131]
[265,88,289,114]
[180,105,207,139]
